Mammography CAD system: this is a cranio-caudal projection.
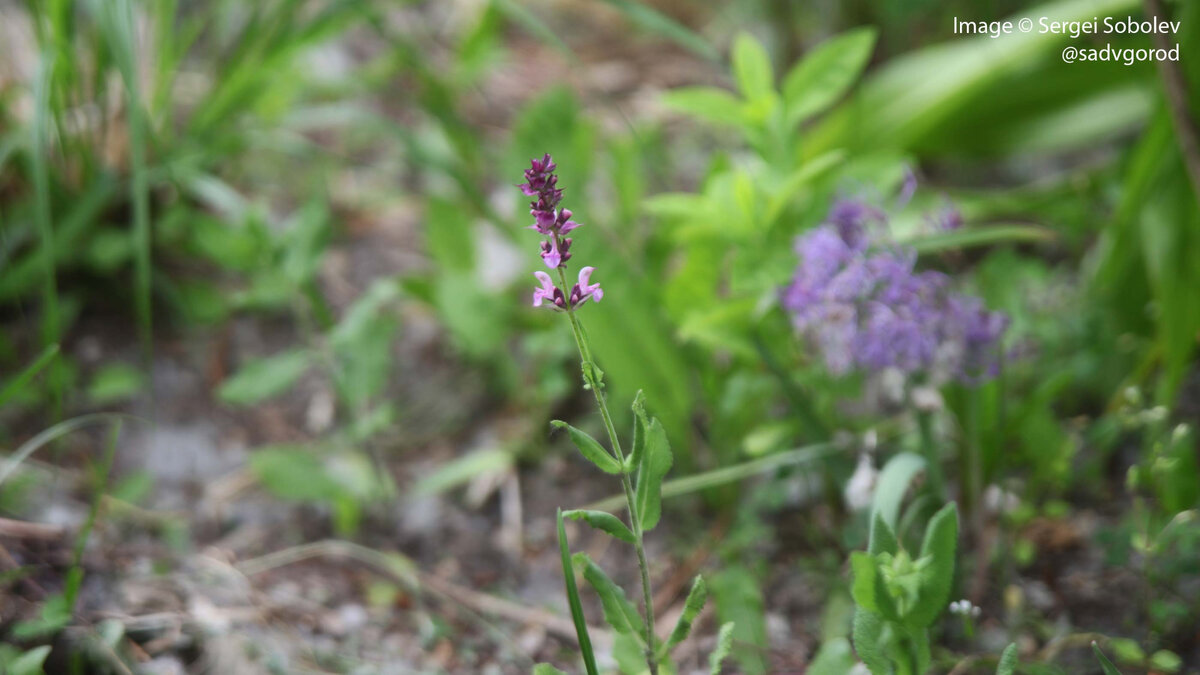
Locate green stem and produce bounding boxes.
[916,410,945,501]
[558,268,659,675]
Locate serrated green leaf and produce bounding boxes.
[732,33,773,101]
[996,643,1018,675]
[532,664,569,675]
[709,621,735,675]
[661,87,746,127]
[552,421,623,474]
[782,28,876,124]
[852,609,889,675]
[218,349,311,405]
[869,513,899,556]
[563,509,635,544]
[849,552,898,621]
[634,417,672,530]
[662,575,707,656]
[557,509,600,675]
[907,502,959,628]
[1093,643,1124,675]
[574,553,645,636]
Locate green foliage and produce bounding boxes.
[661,575,707,657]
[218,349,312,406]
[562,509,636,544]
[709,621,735,675]
[782,28,877,125]
[851,504,959,675]
[557,509,600,675]
[574,553,646,637]
[1092,643,1123,675]
[996,643,1018,675]
[632,415,672,530]
[552,421,624,474]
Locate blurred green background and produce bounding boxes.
[1,0,1198,672]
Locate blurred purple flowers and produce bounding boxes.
[781,197,1007,385]
[519,155,602,310]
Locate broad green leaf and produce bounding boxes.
[557,509,600,675]
[218,349,311,405]
[661,575,707,656]
[634,417,672,530]
[731,33,773,102]
[907,502,959,628]
[849,552,898,621]
[1093,643,1124,675]
[552,421,623,474]
[782,28,877,124]
[661,87,745,127]
[996,643,1018,675]
[869,452,926,548]
[807,638,857,675]
[712,567,767,674]
[869,513,899,556]
[8,645,51,675]
[86,363,145,405]
[574,553,645,636]
[709,621,735,675]
[563,509,635,544]
[248,446,344,502]
[852,609,889,675]
[532,665,569,675]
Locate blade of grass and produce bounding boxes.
[903,224,1055,255]
[0,344,60,408]
[31,46,61,420]
[96,0,153,358]
[558,508,600,675]
[597,0,718,62]
[0,413,136,488]
[583,443,838,512]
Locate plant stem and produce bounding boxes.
[916,410,945,501]
[558,268,659,674]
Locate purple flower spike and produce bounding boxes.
[572,266,603,306]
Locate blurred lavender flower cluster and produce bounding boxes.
[781,197,1007,385]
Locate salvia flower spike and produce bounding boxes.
[520,155,602,310]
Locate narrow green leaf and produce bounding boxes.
[709,621,735,675]
[218,349,312,405]
[563,509,635,544]
[558,509,600,675]
[552,421,623,474]
[574,553,645,636]
[1093,643,1124,675]
[782,28,877,124]
[731,32,773,101]
[0,344,59,408]
[662,575,707,656]
[907,502,959,628]
[634,417,672,530]
[996,643,1018,675]
[0,414,132,488]
[628,390,648,472]
[903,225,1054,255]
[596,0,718,62]
[532,664,569,675]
